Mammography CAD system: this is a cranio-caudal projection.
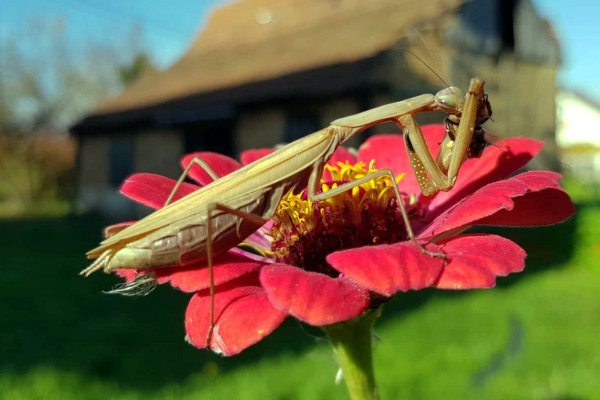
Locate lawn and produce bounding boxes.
[0,203,598,399]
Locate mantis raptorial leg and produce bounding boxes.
[398,114,452,196]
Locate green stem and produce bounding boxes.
[322,308,382,400]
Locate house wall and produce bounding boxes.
[448,49,560,171]
[77,134,128,219]
[438,0,561,171]
[372,41,560,172]
[79,134,110,191]
[556,92,600,182]
[498,56,558,171]
[134,129,184,179]
[235,107,286,155]
[556,92,600,147]
[78,129,184,220]
[133,129,185,218]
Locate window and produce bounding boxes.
[285,115,319,143]
[109,134,135,187]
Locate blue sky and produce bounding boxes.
[2,0,600,100]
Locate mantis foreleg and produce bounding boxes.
[397,115,455,197]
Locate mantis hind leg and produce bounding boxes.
[204,202,269,350]
[306,166,446,259]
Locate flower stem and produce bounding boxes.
[322,308,382,400]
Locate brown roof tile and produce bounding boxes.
[91,0,464,116]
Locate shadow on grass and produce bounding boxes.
[0,214,315,391]
[0,204,582,392]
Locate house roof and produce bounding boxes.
[85,0,464,120]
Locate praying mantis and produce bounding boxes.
[82,77,491,340]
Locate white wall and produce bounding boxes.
[556,91,600,182]
[556,92,600,147]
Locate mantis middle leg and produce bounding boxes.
[164,156,221,207]
[307,164,446,259]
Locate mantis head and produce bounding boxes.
[434,87,464,113]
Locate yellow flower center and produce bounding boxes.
[268,161,407,275]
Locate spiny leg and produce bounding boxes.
[307,167,445,259]
[397,114,456,197]
[204,203,269,348]
[164,156,221,207]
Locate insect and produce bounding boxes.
[82,77,491,342]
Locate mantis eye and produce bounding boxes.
[435,87,464,112]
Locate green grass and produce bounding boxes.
[0,205,598,400]
[562,177,600,205]
[0,200,70,219]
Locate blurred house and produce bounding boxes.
[556,91,600,183]
[71,0,561,218]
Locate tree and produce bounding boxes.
[0,16,156,212]
[119,53,157,87]
[0,17,155,133]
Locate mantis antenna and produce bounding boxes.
[410,26,452,85]
[405,49,451,90]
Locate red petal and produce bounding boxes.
[328,146,357,166]
[420,171,574,240]
[260,265,370,325]
[155,248,271,292]
[120,173,199,209]
[426,137,544,217]
[240,148,274,166]
[181,152,242,186]
[357,126,445,195]
[322,146,358,182]
[476,172,575,227]
[115,268,139,283]
[185,272,288,356]
[434,234,526,289]
[421,179,528,239]
[326,242,445,296]
[243,226,273,252]
[103,221,136,239]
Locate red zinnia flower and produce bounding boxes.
[109,124,574,356]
